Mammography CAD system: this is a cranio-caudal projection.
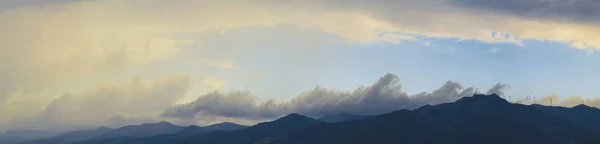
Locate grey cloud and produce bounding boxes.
[162,91,286,120]
[486,83,510,96]
[0,0,87,11]
[448,0,600,22]
[7,75,190,131]
[163,73,507,120]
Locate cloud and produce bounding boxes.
[537,94,561,106]
[513,94,600,108]
[490,47,501,54]
[448,0,600,22]
[2,0,600,106]
[6,75,190,131]
[1,0,600,130]
[0,0,85,11]
[486,83,510,96]
[162,73,508,120]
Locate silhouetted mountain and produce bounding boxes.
[532,104,600,134]
[176,122,247,136]
[20,127,114,144]
[85,121,183,141]
[92,122,248,144]
[203,122,247,131]
[0,130,61,144]
[172,113,322,144]
[317,113,368,123]
[270,94,598,144]
[54,94,600,144]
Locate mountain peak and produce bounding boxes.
[157,121,173,125]
[95,126,112,131]
[139,121,177,127]
[573,104,598,110]
[456,94,508,105]
[204,122,247,130]
[278,113,310,120]
[213,122,237,126]
[265,113,320,126]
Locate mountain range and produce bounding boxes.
[9,94,600,144]
[20,127,113,144]
[273,94,599,144]
[0,130,62,144]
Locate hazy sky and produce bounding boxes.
[1,0,600,131]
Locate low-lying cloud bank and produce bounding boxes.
[7,75,191,131]
[515,94,600,108]
[162,73,509,120]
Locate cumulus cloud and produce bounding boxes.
[162,73,508,120]
[486,83,510,96]
[6,75,190,131]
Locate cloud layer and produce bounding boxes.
[515,94,600,108]
[2,0,598,103]
[162,73,509,120]
[449,0,600,22]
[7,75,190,131]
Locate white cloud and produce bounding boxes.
[490,47,501,54]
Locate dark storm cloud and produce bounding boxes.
[448,0,600,22]
[162,73,509,120]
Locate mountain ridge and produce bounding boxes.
[11,94,600,144]
[269,94,600,144]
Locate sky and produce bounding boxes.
[1,0,600,131]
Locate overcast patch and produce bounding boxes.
[448,0,600,22]
[0,0,87,11]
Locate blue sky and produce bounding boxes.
[150,24,600,101]
[1,0,600,131]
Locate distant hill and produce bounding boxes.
[172,113,322,144]
[77,121,183,144]
[72,122,247,144]
[0,130,61,144]
[176,122,247,137]
[317,113,368,123]
[270,94,599,144]
[532,104,600,134]
[20,127,113,144]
